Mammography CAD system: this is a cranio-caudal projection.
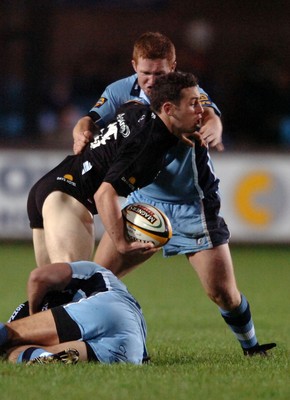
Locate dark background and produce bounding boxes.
[1,0,290,150]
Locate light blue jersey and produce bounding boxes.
[63,261,147,364]
[89,74,150,128]
[89,73,219,127]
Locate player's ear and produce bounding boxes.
[132,59,137,72]
[163,102,174,116]
[171,60,177,71]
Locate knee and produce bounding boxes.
[206,286,241,310]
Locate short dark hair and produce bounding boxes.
[132,31,176,64]
[150,71,198,113]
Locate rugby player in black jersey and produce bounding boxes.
[27,71,203,266]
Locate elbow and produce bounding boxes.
[28,268,46,286]
[94,182,114,205]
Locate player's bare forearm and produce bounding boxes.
[200,108,224,151]
[73,116,96,155]
[94,183,131,253]
[94,183,154,255]
[180,130,207,148]
[27,263,72,314]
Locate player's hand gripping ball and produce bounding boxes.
[122,203,172,247]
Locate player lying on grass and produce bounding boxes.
[27,71,204,267]
[0,261,148,365]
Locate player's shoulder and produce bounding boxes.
[117,100,149,114]
[69,261,113,277]
[116,101,152,129]
[106,73,137,91]
[68,261,131,298]
[196,84,221,114]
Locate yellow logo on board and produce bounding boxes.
[235,172,273,226]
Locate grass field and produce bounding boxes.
[0,242,289,399]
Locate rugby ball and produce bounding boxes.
[122,203,172,247]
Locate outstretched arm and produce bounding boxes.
[28,263,72,315]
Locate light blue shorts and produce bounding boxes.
[63,291,146,364]
[126,191,230,256]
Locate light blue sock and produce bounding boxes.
[219,294,258,349]
[17,347,53,363]
[0,323,8,346]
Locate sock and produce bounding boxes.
[0,323,8,346]
[17,347,53,363]
[219,294,258,349]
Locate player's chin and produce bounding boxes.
[187,126,198,133]
[145,88,152,96]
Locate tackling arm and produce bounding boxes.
[72,116,99,155]
[200,107,224,151]
[27,263,73,315]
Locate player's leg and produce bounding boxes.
[33,228,50,266]
[0,310,59,358]
[2,310,59,345]
[1,306,86,361]
[6,341,88,363]
[94,231,153,277]
[42,191,95,264]
[188,244,276,354]
[188,243,240,310]
[27,180,51,266]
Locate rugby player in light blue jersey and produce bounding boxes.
[74,32,275,356]
[0,261,148,365]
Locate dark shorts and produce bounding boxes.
[27,155,97,229]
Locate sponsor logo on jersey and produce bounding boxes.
[41,302,49,311]
[82,161,93,175]
[7,303,26,322]
[108,345,128,362]
[94,97,107,108]
[199,93,212,106]
[117,113,130,137]
[90,122,118,149]
[121,176,136,191]
[56,175,76,186]
[138,114,146,124]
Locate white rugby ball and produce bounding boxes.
[122,203,172,247]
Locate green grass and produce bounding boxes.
[0,242,289,400]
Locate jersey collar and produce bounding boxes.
[130,78,150,104]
